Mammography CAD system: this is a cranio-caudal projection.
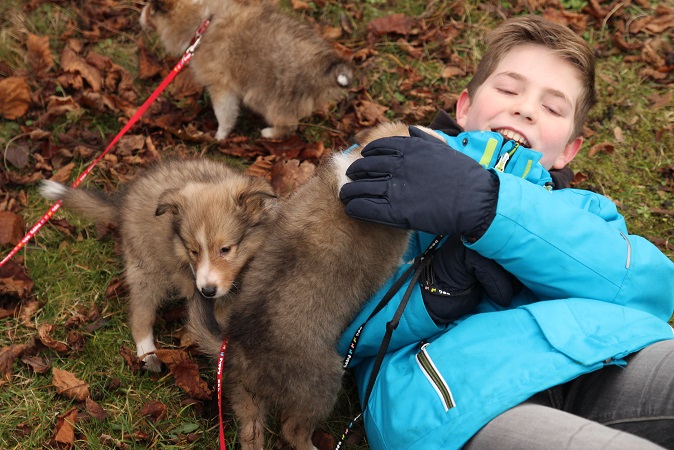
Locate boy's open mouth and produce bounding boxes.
[493,128,530,148]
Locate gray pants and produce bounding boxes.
[465,339,674,449]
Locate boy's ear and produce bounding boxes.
[552,136,583,169]
[455,90,472,129]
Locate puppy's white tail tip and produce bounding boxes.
[39,180,68,201]
[337,73,350,87]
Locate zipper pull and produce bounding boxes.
[494,152,510,172]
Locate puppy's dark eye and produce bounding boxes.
[189,249,199,258]
[220,246,231,256]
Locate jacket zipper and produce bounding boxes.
[416,342,455,411]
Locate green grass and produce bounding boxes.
[1,0,673,448]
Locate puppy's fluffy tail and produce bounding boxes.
[187,293,227,360]
[39,180,118,225]
[327,58,353,88]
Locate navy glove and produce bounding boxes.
[421,237,520,323]
[340,126,499,241]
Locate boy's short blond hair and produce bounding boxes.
[466,15,596,140]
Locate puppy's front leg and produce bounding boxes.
[209,86,240,140]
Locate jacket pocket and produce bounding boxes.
[416,342,455,412]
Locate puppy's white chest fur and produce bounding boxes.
[332,149,361,194]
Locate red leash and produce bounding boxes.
[217,337,229,450]
[0,18,211,268]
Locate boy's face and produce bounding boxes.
[456,44,583,170]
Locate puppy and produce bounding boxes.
[40,159,277,372]
[140,0,353,140]
[187,123,444,449]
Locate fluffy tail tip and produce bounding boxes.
[38,180,68,201]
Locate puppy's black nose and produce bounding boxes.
[201,285,217,297]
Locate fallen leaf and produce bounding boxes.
[21,355,52,374]
[154,349,213,400]
[19,299,42,328]
[367,13,416,36]
[85,397,108,421]
[588,142,615,157]
[0,77,32,120]
[3,139,31,169]
[0,343,31,383]
[141,400,167,423]
[53,406,78,447]
[37,323,70,353]
[26,34,54,76]
[0,260,34,299]
[119,345,142,372]
[270,159,316,195]
[440,65,466,79]
[355,100,388,126]
[52,367,90,401]
[0,211,25,245]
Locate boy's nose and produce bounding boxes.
[511,98,537,122]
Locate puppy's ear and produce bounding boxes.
[236,179,278,225]
[150,0,175,14]
[156,188,184,216]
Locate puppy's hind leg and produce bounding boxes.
[280,413,319,450]
[230,381,268,450]
[209,86,240,140]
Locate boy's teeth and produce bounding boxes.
[494,129,529,147]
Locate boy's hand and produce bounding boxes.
[421,237,519,323]
[340,127,499,240]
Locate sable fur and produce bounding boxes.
[187,123,444,449]
[140,0,353,140]
[40,159,277,372]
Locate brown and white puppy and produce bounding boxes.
[187,123,444,449]
[40,158,277,372]
[140,0,353,140]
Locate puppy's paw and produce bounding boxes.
[142,353,163,372]
[261,125,295,139]
[215,127,232,140]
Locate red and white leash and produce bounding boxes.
[0,18,211,268]
[217,337,229,450]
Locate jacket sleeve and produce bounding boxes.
[468,172,674,322]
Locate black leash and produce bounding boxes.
[336,234,444,449]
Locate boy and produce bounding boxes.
[339,15,674,449]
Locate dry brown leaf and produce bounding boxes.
[19,299,42,328]
[137,39,163,79]
[588,142,615,157]
[0,343,31,384]
[37,323,70,353]
[367,13,416,36]
[21,355,52,374]
[52,367,90,401]
[0,211,25,246]
[154,349,213,400]
[440,65,465,79]
[270,159,316,195]
[49,162,75,184]
[140,400,167,423]
[0,260,34,299]
[355,100,388,126]
[85,397,108,421]
[119,345,142,372]
[53,406,78,447]
[26,34,53,76]
[60,45,102,92]
[0,77,32,120]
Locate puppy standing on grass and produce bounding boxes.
[40,159,278,372]
[140,0,353,140]
[188,123,445,449]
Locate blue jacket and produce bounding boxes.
[338,130,674,450]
